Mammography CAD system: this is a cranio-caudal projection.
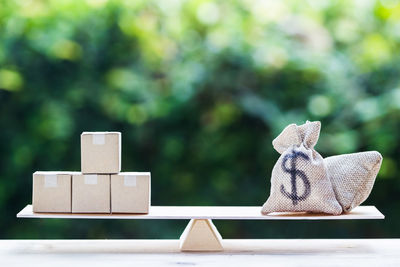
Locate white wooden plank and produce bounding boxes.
[1,239,400,266]
[17,205,384,220]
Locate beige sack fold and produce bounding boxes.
[262,121,342,215]
[325,151,382,213]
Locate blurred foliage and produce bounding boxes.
[1,0,400,239]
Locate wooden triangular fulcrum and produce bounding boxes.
[179,219,223,251]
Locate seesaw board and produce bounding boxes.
[17,205,384,220]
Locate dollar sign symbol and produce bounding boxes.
[280,149,311,205]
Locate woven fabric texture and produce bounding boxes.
[325,151,382,213]
[262,121,342,215]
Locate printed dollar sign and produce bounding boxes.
[280,150,311,205]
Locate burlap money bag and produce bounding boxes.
[261,121,342,215]
[325,151,382,213]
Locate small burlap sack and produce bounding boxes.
[325,151,382,213]
[261,121,342,215]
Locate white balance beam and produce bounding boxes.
[17,205,384,220]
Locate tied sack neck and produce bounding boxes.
[272,121,321,155]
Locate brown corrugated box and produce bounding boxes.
[32,171,74,213]
[72,173,110,213]
[111,172,150,213]
[81,132,121,174]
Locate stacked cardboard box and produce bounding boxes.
[32,132,151,214]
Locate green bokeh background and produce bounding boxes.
[1,0,399,239]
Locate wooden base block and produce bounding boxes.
[179,219,223,252]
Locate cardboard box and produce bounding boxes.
[72,174,110,213]
[81,132,121,174]
[32,171,73,213]
[111,172,150,213]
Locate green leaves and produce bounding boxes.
[1,0,400,239]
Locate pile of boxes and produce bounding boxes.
[32,132,151,214]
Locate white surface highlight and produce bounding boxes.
[92,134,105,145]
[124,176,137,187]
[44,175,57,188]
[84,175,98,185]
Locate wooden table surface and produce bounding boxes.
[2,239,399,266]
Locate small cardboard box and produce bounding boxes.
[32,171,72,213]
[81,132,121,174]
[111,172,151,213]
[72,174,110,213]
